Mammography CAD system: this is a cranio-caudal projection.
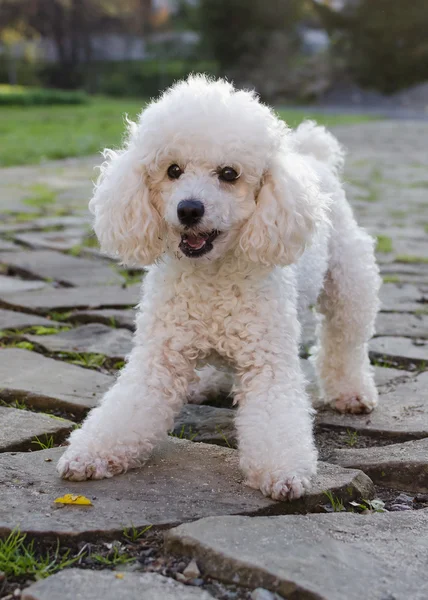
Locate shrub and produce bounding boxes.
[0,85,88,106]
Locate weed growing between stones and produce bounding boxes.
[55,351,107,370]
[323,491,345,512]
[169,425,198,442]
[382,275,400,283]
[91,545,135,567]
[395,255,428,264]
[48,311,73,322]
[0,529,80,579]
[376,235,393,253]
[216,426,233,448]
[0,339,34,351]
[0,326,70,336]
[344,429,359,447]
[122,525,153,543]
[0,398,27,410]
[31,434,55,450]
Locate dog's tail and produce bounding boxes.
[292,120,345,175]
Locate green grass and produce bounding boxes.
[323,490,345,512]
[122,524,152,543]
[92,545,134,566]
[31,435,55,450]
[395,255,428,264]
[0,97,374,167]
[344,429,358,447]
[382,275,400,284]
[0,85,88,106]
[0,529,80,578]
[376,235,393,254]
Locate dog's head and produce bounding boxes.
[90,75,330,267]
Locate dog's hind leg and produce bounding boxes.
[187,365,234,404]
[312,198,381,414]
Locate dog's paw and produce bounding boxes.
[332,391,377,414]
[57,449,129,481]
[259,474,312,501]
[245,466,315,501]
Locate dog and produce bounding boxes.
[57,75,380,500]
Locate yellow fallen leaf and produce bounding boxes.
[54,494,93,506]
[115,573,124,580]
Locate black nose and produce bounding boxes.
[177,199,205,226]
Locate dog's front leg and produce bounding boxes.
[233,311,318,501]
[57,324,196,481]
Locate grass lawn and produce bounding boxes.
[0,96,372,167]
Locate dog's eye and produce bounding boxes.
[219,166,239,182]
[167,164,183,179]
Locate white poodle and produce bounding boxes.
[57,75,380,500]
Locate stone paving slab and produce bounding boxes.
[0,441,374,538]
[0,274,47,293]
[370,336,428,364]
[174,364,411,448]
[14,228,89,252]
[379,283,427,312]
[0,349,111,415]
[0,238,18,251]
[0,309,63,330]
[375,312,428,338]
[165,510,428,600]
[22,570,216,600]
[317,372,428,440]
[26,323,133,359]
[330,438,428,492]
[173,405,237,447]
[0,250,123,287]
[69,308,137,330]
[0,406,74,452]
[0,285,140,313]
[0,215,91,234]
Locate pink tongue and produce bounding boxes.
[186,235,206,249]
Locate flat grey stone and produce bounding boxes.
[331,438,428,492]
[14,228,89,252]
[0,441,373,537]
[380,283,427,312]
[0,309,63,330]
[22,570,215,600]
[165,510,428,600]
[375,312,428,338]
[176,364,408,448]
[0,239,18,251]
[0,274,47,293]
[0,250,123,287]
[381,262,428,284]
[317,372,428,441]
[173,405,236,447]
[27,323,133,359]
[69,308,137,330]
[0,406,74,452]
[370,336,428,365]
[0,285,140,313]
[0,349,111,416]
[0,215,91,234]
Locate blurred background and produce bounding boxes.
[1,0,428,167]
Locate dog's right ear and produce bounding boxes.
[89,146,164,267]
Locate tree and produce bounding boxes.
[0,0,154,87]
[198,0,304,72]
[313,0,428,93]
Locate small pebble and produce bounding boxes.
[389,503,412,511]
[394,493,414,505]
[415,494,428,503]
[183,558,200,579]
[251,588,283,600]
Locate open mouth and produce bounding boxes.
[179,230,220,257]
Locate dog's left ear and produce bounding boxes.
[239,152,331,266]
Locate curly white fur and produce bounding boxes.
[57,76,380,500]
